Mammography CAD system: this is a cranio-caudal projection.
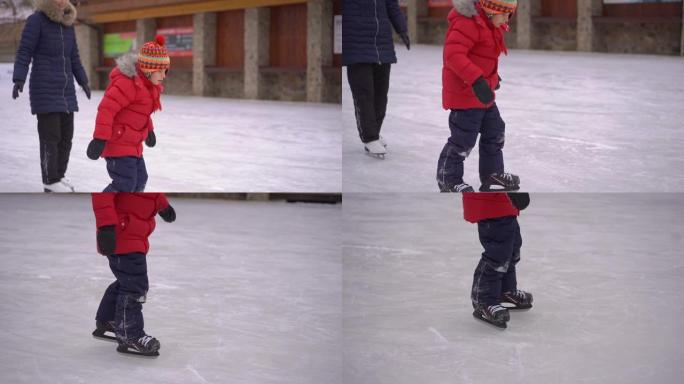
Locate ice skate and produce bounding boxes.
[379,135,387,148]
[60,177,75,192]
[479,172,520,192]
[43,180,75,193]
[364,140,387,159]
[501,289,533,310]
[438,181,474,193]
[472,304,510,329]
[117,335,160,357]
[92,320,117,342]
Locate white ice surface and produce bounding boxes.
[343,193,684,384]
[343,45,684,192]
[0,64,341,192]
[0,195,341,384]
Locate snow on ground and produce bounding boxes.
[0,64,341,192]
[343,45,684,192]
[0,194,341,384]
[343,193,684,384]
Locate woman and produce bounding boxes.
[343,0,410,159]
[12,0,90,192]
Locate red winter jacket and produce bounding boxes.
[93,53,162,158]
[463,193,518,223]
[92,193,170,255]
[442,0,508,110]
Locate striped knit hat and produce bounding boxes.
[138,35,171,73]
[479,0,517,14]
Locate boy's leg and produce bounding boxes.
[471,216,517,307]
[436,109,484,189]
[104,157,138,192]
[56,112,74,180]
[135,157,148,192]
[95,256,120,323]
[478,103,506,179]
[36,113,62,185]
[111,253,149,341]
[347,63,380,143]
[501,218,522,293]
[372,63,391,134]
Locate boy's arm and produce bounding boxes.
[156,193,170,213]
[146,117,154,132]
[93,78,135,140]
[13,14,41,84]
[444,22,483,85]
[92,193,118,228]
[386,0,408,35]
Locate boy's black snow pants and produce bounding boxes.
[96,252,149,341]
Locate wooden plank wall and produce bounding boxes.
[269,3,307,69]
[216,9,245,68]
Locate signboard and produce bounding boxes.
[103,32,136,58]
[334,15,342,54]
[156,27,194,57]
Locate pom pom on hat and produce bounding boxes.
[138,34,171,74]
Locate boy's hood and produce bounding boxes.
[112,53,138,79]
[452,0,479,18]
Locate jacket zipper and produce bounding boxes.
[60,25,69,112]
[373,0,381,64]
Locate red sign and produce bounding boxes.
[156,27,194,57]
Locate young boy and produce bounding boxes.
[463,192,532,329]
[91,192,176,356]
[87,35,170,192]
[437,0,520,192]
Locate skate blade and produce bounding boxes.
[478,184,520,192]
[364,148,386,160]
[116,345,160,358]
[501,302,533,310]
[92,329,118,342]
[472,312,507,329]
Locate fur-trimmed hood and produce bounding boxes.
[115,53,138,78]
[34,0,77,26]
[452,0,478,18]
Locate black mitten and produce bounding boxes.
[158,205,176,223]
[12,81,24,99]
[87,139,106,160]
[507,192,530,210]
[97,225,116,255]
[145,130,156,147]
[472,76,494,105]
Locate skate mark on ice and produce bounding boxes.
[345,244,423,257]
[186,365,210,384]
[428,327,449,344]
[527,134,620,151]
